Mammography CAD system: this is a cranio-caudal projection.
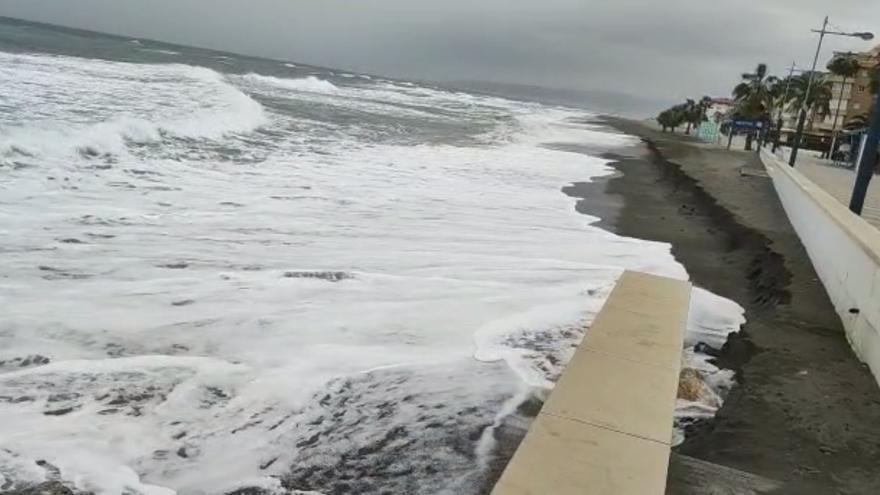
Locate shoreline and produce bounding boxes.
[477,132,692,494]
[589,117,880,493]
[482,125,747,493]
[480,128,725,494]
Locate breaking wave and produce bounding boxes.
[0,53,266,161]
[242,74,339,94]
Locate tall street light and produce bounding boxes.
[787,16,874,167]
[773,62,806,153]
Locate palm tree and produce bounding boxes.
[683,99,698,135]
[785,73,833,131]
[690,96,712,134]
[672,105,687,133]
[658,106,686,133]
[768,76,798,120]
[826,55,861,155]
[732,63,776,149]
[700,95,713,113]
[767,77,795,149]
[733,64,771,115]
[658,110,674,132]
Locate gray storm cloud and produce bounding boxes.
[1,0,877,114]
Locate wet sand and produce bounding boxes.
[577,118,880,494]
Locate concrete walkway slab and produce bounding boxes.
[491,270,692,495]
[586,275,690,369]
[493,413,671,495]
[542,347,681,444]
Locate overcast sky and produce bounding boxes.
[1,0,878,110]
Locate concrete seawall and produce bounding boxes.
[761,150,880,385]
[491,270,692,495]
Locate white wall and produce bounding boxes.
[762,150,880,385]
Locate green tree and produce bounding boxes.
[657,105,687,133]
[657,110,674,132]
[686,96,712,135]
[826,55,861,133]
[657,105,686,133]
[700,95,713,116]
[785,74,833,131]
[733,64,775,115]
[733,63,777,149]
[768,76,794,118]
[683,99,697,134]
[671,104,688,133]
[767,76,795,147]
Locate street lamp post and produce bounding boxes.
[787,16,874,167]
[849,77,880,215]
[773,62,805,153]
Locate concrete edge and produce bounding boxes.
[760,150,880,266]
[760,150,880,385]
[491,270,692,495]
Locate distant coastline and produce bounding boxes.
[443,79,667,118]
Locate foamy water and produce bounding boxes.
[0,23,742,495]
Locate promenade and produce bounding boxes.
[774,148,880,229]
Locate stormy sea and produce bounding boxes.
[0,18,743,495]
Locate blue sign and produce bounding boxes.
[729,119,764,130]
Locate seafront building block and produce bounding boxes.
[492,271,692,495]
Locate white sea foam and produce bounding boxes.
[235,73,472,125]
[0,53,266,162]
[242,73,339,94]
[674,288,743,442]
[140,49,181,56]
[687,287,746,349]
[0,51,744,494]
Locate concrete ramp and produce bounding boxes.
[491,270,692,495]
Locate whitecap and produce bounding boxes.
[242,73,339,94]
[140,49,181,56]
[0,53,267,161]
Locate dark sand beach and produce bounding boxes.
[568,118,880,494]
